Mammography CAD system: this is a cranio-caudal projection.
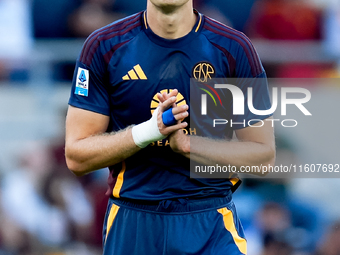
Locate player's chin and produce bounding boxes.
[151,0,190,9]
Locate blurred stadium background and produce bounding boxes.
[0,0,340,254]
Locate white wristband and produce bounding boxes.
[132,108,167,148]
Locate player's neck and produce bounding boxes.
[146,2,196,40]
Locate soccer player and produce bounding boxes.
[65,0,275,254]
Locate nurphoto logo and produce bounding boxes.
[200,84,312,128]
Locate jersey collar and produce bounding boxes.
[142,9,204,48]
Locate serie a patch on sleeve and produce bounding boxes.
[75,68,89,97]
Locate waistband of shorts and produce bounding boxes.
[109,191,232,214]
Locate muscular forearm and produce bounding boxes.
[65,95,188,176]
[181,136,276,176]
[65,127,140,176]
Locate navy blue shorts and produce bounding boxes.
[102,194,247,255]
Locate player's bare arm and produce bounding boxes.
[158,93,276,176]
[65,95,188,176]
[168,119,275,176]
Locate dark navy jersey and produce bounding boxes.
[69,10,272,201]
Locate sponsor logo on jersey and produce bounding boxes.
[149,89,196,147]
[150,89,186,115]
[192,62,215,83]
[122,64,147,80]
[75,68,89,97]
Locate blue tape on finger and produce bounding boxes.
[162,108,177,126]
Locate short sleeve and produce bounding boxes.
[231,39,272,129]
[68,38,110,116]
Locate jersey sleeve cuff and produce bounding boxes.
[68,98,110,116]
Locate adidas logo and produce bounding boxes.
[122,64,147,80]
